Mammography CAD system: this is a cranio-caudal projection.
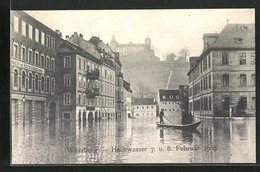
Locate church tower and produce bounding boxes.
[110,35,118,51]
[145,36,151,50]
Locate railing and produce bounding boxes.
[86,69,100,80]
[86,87,100,99]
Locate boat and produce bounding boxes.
[156,121,202,130]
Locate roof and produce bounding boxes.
[58,40,102,64]
[159,89,180,101]
[188,23,255,75]
[123,80,132,93]
[132,98,156,105]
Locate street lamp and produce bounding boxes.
[22,95,25,125]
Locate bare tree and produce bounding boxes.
[178,49,190,59]
[135,81,153,98]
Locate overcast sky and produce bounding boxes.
[24,9,254,60]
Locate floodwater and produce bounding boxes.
[12,115,255,164]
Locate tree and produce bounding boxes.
[135,81,153,98]
[178,49,190,59]
[165,53,176,62]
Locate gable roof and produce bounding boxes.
[159,89,180,101]
[132,98,156,105]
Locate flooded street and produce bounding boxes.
[12,115,255,164]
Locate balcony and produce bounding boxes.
[86,69,100,80]
[86,87,100,99]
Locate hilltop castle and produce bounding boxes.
[110,35,160,62]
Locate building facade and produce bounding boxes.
[123,80,133,117]
[11,11,62,125]
[132,98,157,116]
[187,24,255,117]
[158,86,188,124]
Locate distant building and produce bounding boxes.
[132,98,157,116]
[187,23,255,117]
[158,85,188,124]
[123,80,133,117]
[110,35,160,62]
[10,11,62,125]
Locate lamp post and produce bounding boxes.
[22,95,25,125]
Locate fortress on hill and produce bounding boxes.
[110,36,189,98]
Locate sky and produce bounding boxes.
[24,9,254,61]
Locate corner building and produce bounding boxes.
[11,11,62,125]
[188,24,255,117]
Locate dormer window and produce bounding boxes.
[234,38,243,44]
[241,26,248,31]
[169,95,173,99]
[176,95,179,99]
[162,96,166,99]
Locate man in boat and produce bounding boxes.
[181,110,193,125]
[159,109,165,124]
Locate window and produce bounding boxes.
[209,74,211,88]
[240,74,247,86]
[46,57,50,69]
[162,96,166,99]
[51,78,55,93]
[205,76,208,89]
[147,106,149,109]
[252,97,255,109]
[41,54,45,67]
[172,109,174,111]
[79,59,81,69]
[41,76,45,91]
[251,53,255,65]
[208,54,211,68]
[21,46,26,61]
[239,53,246,65]
[28,24,33,39]
[151,106,153,109]
[51,59,55,71]
[46,35,50,48]
[21,20,26,36]
[35,74,39,90]
[51,38,55,50]
[64,74,71,86]
[201,79,203,91]
[137,106,139,109]
[142,106,144,109]
[41,32,45,45]
[13,69,18,87]
[78,94,81,105]
[83,60,86,71]
[234,38,243,44]
[222,52,229,65]
[28,49,32,63]
[169,95,173,99]
[22,71,26,88]
[35,28,39,43]
[200,62,202,73]
[64,56,71,68]
[239,97,247,110]
[28,73,32,89]
[165,109,167,111]
[46,77,50,92]
[209,96,211,110]
[13,15,19,32]
[13,43,18,58]
[64,93,71,105]
[35,52,39,65]
[176,95,179,99]
[251,74,255,86]
[223,74,229,86]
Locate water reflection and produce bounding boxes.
[12,115,255,164]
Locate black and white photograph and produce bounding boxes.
[10,9,255,164]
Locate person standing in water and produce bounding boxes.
[159,109,165,124]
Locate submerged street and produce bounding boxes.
[12,115,255,164]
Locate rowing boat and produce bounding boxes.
[156,121,202,130]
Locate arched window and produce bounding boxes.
[35,74,39,90]
[22,71,26,88]
[51,78,55,93]
[14,69,18,87]
[41,76,45,91]
[46,77,50,92]
[28,73,32,89]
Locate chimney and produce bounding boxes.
[55,30,62,37]
[65,35,69,41]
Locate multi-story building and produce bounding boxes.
[187,24,255,117]
[10,11,62,125]
[132,98,157,116]
[158,85,188,124]
[123,80,133,117]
